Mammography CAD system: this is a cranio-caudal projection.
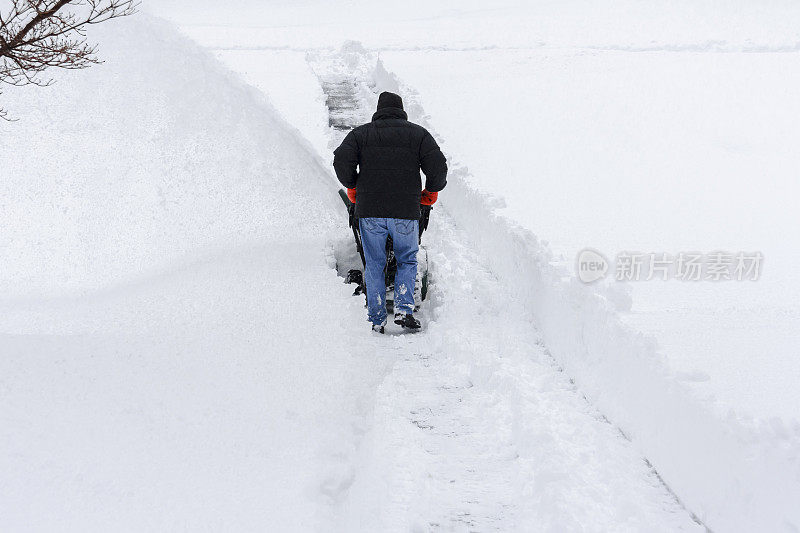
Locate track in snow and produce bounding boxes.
[322,80,362,131]
[306,46,703,531]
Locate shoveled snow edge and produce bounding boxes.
[380,63,799,532]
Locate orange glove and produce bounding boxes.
[346,188,357,203]
[420,189,438,205]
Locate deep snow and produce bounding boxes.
[3,1,799,531]
[2,13,702,533]
[0,14,358,531]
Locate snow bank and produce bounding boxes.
[0,14,337,301]
[439,164,800,531]
[1,14,384,532]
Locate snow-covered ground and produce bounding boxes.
[0,13,701,532]
[2,1,799,531]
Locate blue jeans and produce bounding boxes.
[359,217,419,325]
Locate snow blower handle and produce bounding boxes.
[338,188,356,224]
[337,188,352,207]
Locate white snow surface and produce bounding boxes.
[161,3,800,530]
[0,14,700,532]
[2,2,799,531]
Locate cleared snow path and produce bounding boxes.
[301,45,702,531]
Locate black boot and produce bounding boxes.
[394,312,421,330]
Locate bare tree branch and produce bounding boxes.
[0,0,138,120]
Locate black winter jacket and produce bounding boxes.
[333,107,448,220]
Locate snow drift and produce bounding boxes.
[0,14,336,301]
[0,14,371,532]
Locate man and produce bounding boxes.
[333,91,447,333]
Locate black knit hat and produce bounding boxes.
[377,91,403,110]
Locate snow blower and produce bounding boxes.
[336,188,430,312]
